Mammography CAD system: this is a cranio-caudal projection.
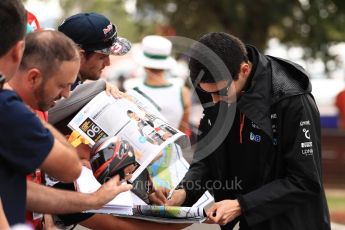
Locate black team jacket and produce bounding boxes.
[181,45,331,230]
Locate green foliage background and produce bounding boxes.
[58,0,345,73]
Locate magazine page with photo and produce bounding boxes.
[68,91,189,182]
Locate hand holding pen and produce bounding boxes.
[166,187,175,200]
[148,186,187,206]
[148,186,170,205]
[165,188,186,206]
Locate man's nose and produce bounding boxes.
[104,56,110,66]
[61,87,70,99]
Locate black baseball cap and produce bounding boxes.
[58,12,131,55]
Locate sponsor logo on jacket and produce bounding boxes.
[250,132,261,142]
[301,141,312,148]
[300,120,311,126]
[301,148,313,156]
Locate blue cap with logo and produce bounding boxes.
[58,12,131,55]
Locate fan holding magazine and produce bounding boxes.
[48,80,214,224]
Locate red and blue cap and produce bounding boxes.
[58,12,131,56]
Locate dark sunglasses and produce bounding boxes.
[0,74,5,90]
[195,80,232,96]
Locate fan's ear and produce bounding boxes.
[26,68,43,88]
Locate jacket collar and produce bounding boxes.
[237,45,273,139]
[237,45,312,140]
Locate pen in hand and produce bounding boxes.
[166,188,175,200]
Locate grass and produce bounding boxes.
[327,195,345,212]
[325,190,345,224]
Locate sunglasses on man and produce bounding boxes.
[195,79,232,96]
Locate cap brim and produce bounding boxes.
[136,53,176,70]
[95,37,131,56]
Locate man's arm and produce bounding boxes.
[237,94,325,226]
[167,114,214,206]
[39,119,82,183]
[26,176,132,214]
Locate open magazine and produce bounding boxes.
[68,91,189,182]
[71,90,214,223]
[76,166,213,223]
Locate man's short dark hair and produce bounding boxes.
[189,32,248,83]
[19,31,80,80]
[0,0,26,57]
